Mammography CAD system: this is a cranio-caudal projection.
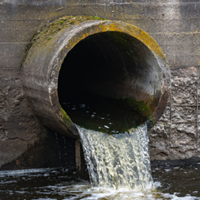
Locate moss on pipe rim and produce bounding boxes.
[22,16,106,66]
[32,16,106,49]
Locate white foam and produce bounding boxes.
[62,184,200,200]
[0,168,57,177]
[78,123,153,190]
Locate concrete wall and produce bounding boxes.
[0,0,200,168]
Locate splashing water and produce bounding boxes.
[60,91,153,191]
[77,123,153,190]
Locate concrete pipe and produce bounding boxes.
[21,16,170,138]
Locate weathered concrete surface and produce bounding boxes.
[0,0,200,169]
[149,67,199,161]
[0,131,76,170]
[0,77,76,170]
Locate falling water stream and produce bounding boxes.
[60,90,153,190]
[77,124,152,190]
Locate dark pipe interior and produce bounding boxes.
[58,31,161,133]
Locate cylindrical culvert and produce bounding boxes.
[22,16,170,137]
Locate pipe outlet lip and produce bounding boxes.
[22,16,170,137]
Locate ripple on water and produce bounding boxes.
[0,168,200,199]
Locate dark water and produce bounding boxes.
[152,165,200,198]
[60,90,146,134]
[0,165,200,200]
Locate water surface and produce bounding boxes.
[0,166,200,199]
[60,90,147,134]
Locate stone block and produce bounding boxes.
[175,33,194,46]
[166,44,177,55]
[0,43,27,72]
[149,121,171,160]
[175,55,188,68]
[180,3,200,20]
[183,55,200,68]
[0,77,13,126]
[149,121,171,140]
[157,19,190,33]
[0,91,8,125]
[171,123,197,143]
[149,144,170,161]
[125,19,147,31]
[123,3,145,17]
[172,106,197,123]
[158,103,171,122]
[192,32,200,46]
[197,81,200,104]
[197,108,200,122]
[171,67,198,105]
[0,20,46,43]
[190,18,200,32]
[168,147,196,160]
[0,129,7,141]
[0,139,28,167]
[169,123,197,159]
[190,44,200,56]
[176,44,194,55]
[145,18,160,33]
[150,33,166,46]
[0,1,105,22]
[0,1,61,21]
[165,53,176,68]
[164,33,176,45]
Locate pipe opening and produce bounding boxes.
[22,19,169,137]
[58,31,162,134]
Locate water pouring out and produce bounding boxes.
[22,17,170,190]
[57,28,169,189]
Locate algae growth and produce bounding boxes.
[32,16,106,47]
[22,16,107,65]
[60,90,154,134]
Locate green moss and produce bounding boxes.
[92,16,106,20]
[120,98,152,117]
[60,88,156,134]
[21,15,107,67]
[70,21,75,24]
[59,105,72,126]
[31,15,107,48]
[69,89,155,126]
[112,97,155,126]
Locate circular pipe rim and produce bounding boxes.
[22,18,170,137]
